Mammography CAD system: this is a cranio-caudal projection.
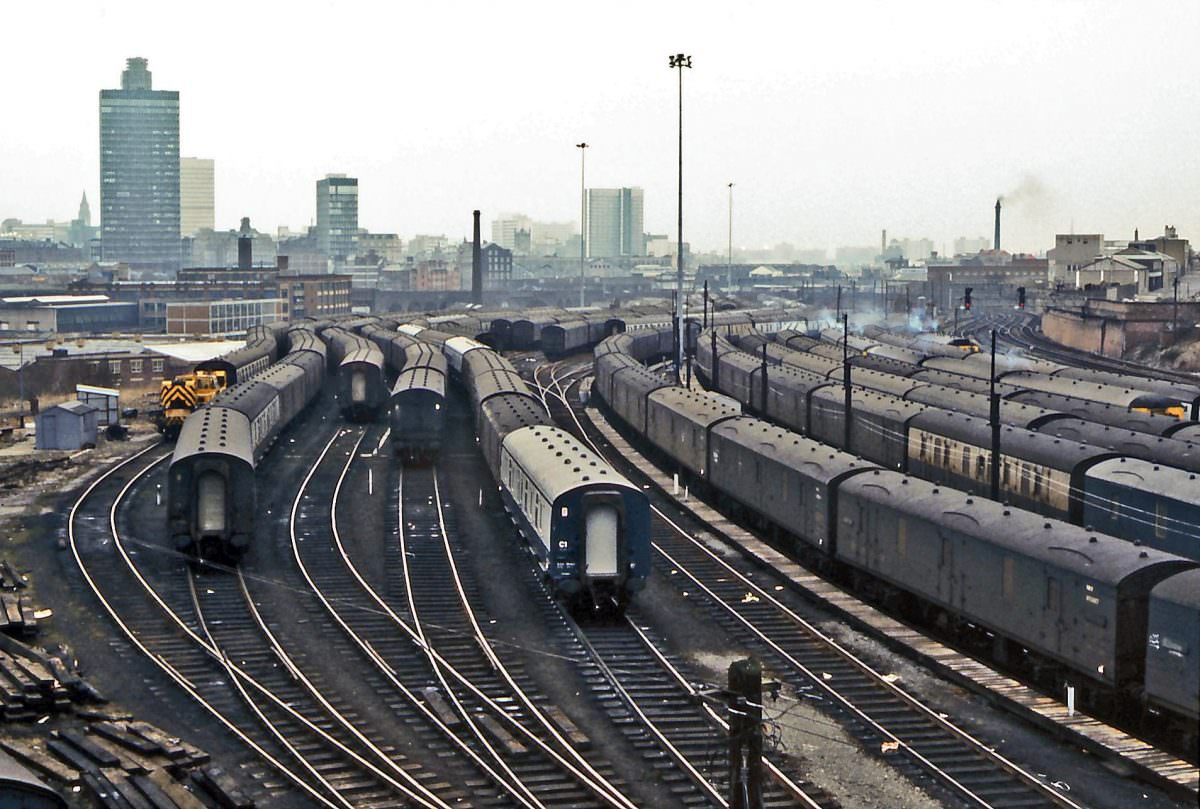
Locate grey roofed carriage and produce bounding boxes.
[477,392,551,476]
[645,387,740,479]
[1082,457,1200,561]
[708,415,877,554]
[390,346,447,461]
[1038,419,1200,474]
[808,388,924,470]
[1004,389,1192,436]
[1144,568,1200,720]
[168,404,256,556]
[836,470,1195,689]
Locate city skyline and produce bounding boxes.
[3,1,1198,256]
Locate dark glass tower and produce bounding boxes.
[316,174,359,269]
[99,57,181,272]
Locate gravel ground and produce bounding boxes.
[0,422,295,807]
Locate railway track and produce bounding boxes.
[574,610,832,809]
[529,361,834,808]
[966,311,1200,386]
[536,357,1085,809]
[288,422,653,808]
[68,441,404,808]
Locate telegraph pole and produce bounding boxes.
[843,313,852,451]
[727,658,763,809]
[703,280,709,330]
[989,329,1001,500]
[760,343,769,413]
[711,329,719,389]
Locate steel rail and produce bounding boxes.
[547,359,1085,809]
[67,444,342,809]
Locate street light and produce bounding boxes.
[576,142,589,308]
[669,52,692,378]
[727,181,734,293]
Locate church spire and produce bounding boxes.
[78,191,91,226]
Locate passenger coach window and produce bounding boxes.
[1155,501,1167,539]
[896,519,907,558]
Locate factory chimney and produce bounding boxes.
[993,199,1001,252]
[237,217,253,270]
[471,210,482,304]
[881,229,887,257]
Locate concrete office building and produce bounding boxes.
[99,58,181,272]
[180,157,215,236]
[587,188,644,258]
[316,174,358,268]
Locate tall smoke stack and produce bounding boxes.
[881,229,887,257]
[471,210,482,304]
[237,217,253,270]
[994,199,1001,252]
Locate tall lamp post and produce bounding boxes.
[576,142,589,308]
[669,53,692,378]
[727,182,734,293]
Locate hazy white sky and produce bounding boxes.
[3,0,1197,255]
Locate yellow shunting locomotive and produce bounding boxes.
[156,370,227,438]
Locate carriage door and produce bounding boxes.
[584,504,619,578]
[351,370,367,403]
[937,530,956,607]
[197,471,226,536]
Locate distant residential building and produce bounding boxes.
[2,218,73,244]
[491,213,533,250]
[1073,251,1176,295]
[99,58,181,272]
[0,239,87,268]
[587,188,644,258]
[184,222,277,269]
[954,236,991,256]
[454,241,513,290]
[315,174,358,268]
[165,298,284,336]
[833,246,878,269]
[1048,233,1105,283]
[180,157,215,236]
[357,232,403,264]
[926,252,1050,290]
[406,234,449,259]
[413,259,457,291]
[885,237,934,263]
[1131,226,1190,274]
[277,274,352,318]
[530,221,576,256]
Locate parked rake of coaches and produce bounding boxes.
[592,327,1200,750]
[168,323,328,561]
[162,305,814,609]
[698,331,1200,564]
[389,322,651,613]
